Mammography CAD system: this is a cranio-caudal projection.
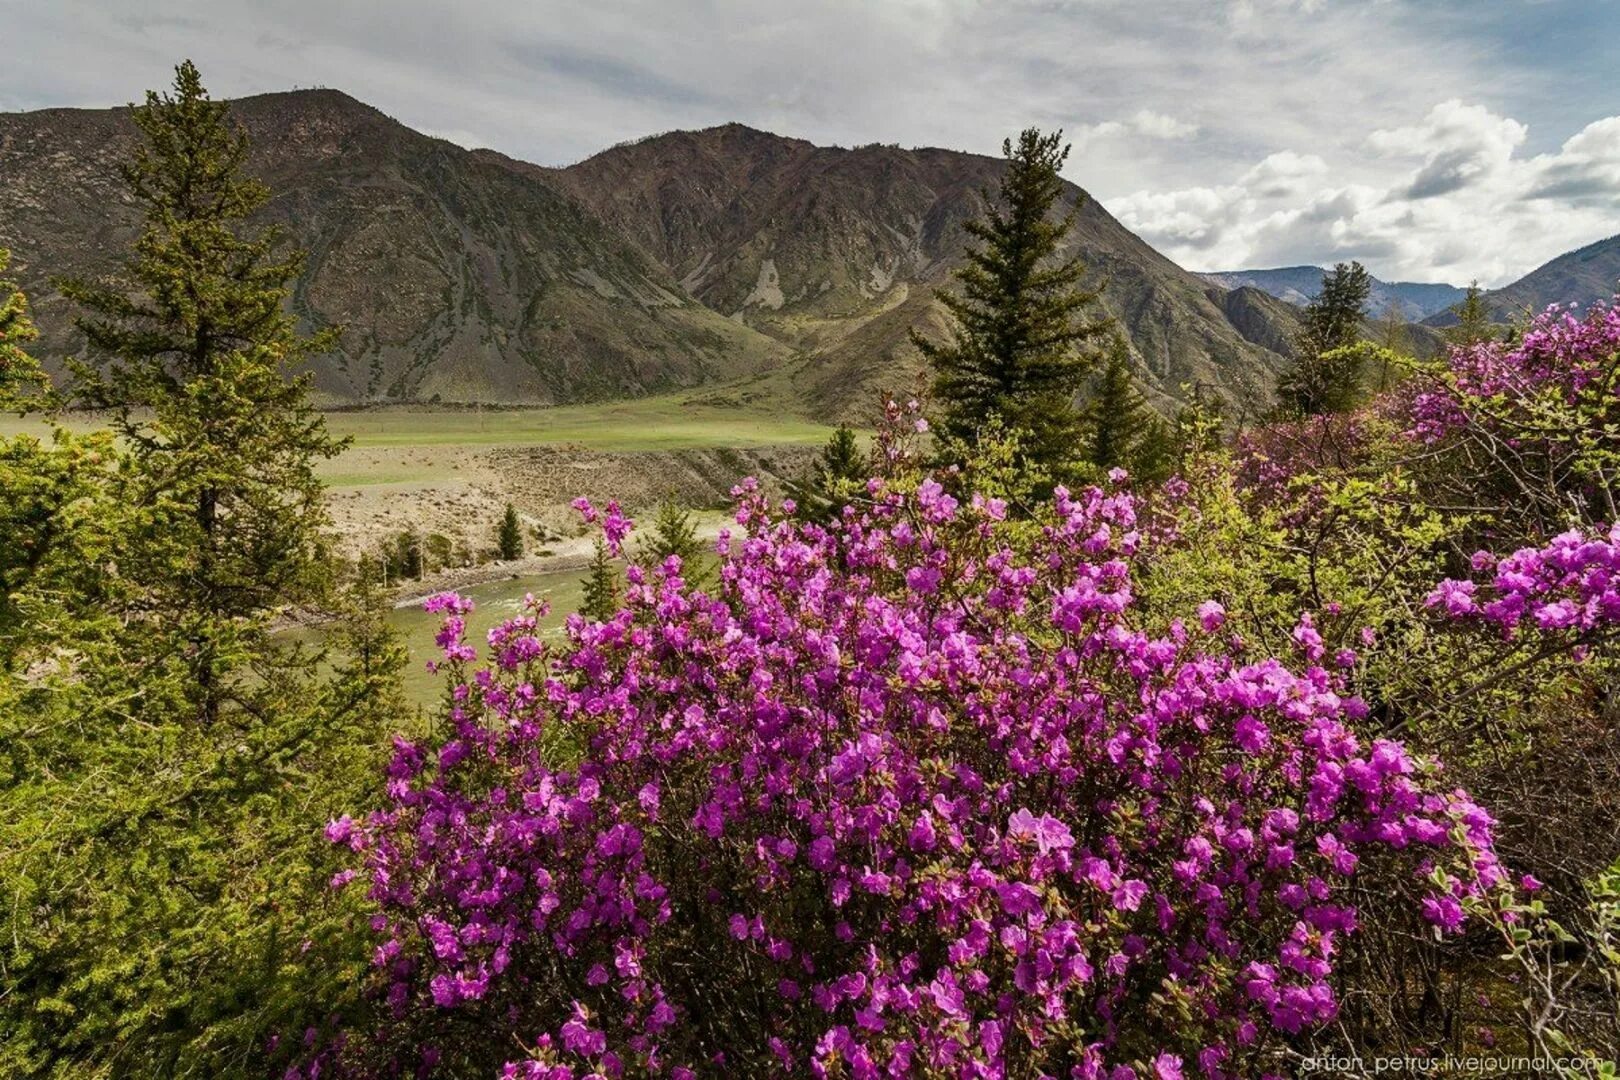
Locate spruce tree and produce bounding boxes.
[58,60,345,723]
[639,499,705,580]
[1084,338,1152,471]
[1,63,394,1075]
[1447,281,1495,347]
[1277,261,1371,416]
[497,503,525,561]
[580,539,621,621]
[0,249,45,409]
[912,128,1112,473]
[791,424,866,523]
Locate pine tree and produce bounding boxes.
[580,539,621,621]
[912,128,1112,474]
[1447,281,1495,347]
[791,424,867,523]
[1277,261,1371,416]
[497,503,525,561]
[57,60,346,723]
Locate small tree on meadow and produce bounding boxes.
[791,424,867,523]
[579,539,620,621]
[497,503,525,561]
[912,127,1113,475]
[1277,261,1372,415]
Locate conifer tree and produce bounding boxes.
[497,503,525,561]
[0,257,113,662]
[1447,281,1495,347]
[639,499,707,585]
[1084,338,1153,471]
[580,539,621,621]
[913,128,1112,473]
[1,63,394,1076]
[329,556,408,723]
[0,249,45,409]
[58,60,345,723]
[1277,261,1371,416]
[791,424,867,523]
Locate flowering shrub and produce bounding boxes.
[1407,300,1620,446]
[318,463,1511,1079]
[1403,297,1620,533]
[1427,524,1620,636]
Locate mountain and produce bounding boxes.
[1202,266,1465,321]
[1425,233,1620,326]
[2,93,1301,418]
[0,91,789,403]
[552,124,1299,420]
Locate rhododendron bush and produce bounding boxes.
[1403,298,1620,536]
[317,459,1511,1078]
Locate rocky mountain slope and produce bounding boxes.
[2,93,1302,418]
[1425,233,1620,326]
[0,91,789,403]
[1202,265,1465,321]
[553,125,1300,420]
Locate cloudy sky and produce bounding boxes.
[2,0,1616,286]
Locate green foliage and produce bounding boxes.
[1170,385,1228,467]
[579,539,621,621]
[426,532,455,571]
[0,631,387,1078]
[0,249,46,411]
[1277,261,1371,416]
[0,429,119,668]
[497,503,524,561]
[1082,337,1171,482]
[913,128,1112,475]
[1446,280,1496,347]
[0,62,401,1078]
[56,59,346,724]
[790,424,867,523]
[637,500,705,583]
[383,529,425,582]
[1483,856,1620,1073]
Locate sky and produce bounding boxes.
[2,0,1616,287]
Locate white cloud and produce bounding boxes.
[0,0,1616,286]
[1074,109,1199,151]
[1116,99,1620,285]
[1367,100,1527,199]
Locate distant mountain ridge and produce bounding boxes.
[1202,266,1466,321]
[1,92,1305,417]
[1425,233,1620,326]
